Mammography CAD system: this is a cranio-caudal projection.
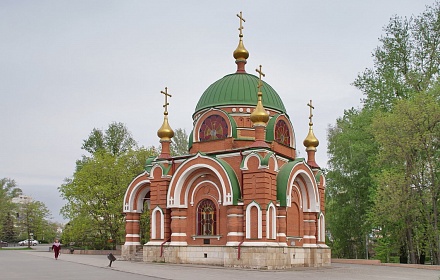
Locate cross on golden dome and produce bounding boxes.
[256,65,265,92]
[307,100,314,125]
[237,11,246,37]
[161,87,172,114]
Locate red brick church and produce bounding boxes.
[121,12,330,269]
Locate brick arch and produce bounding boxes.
[266,202,277,239]
[278,161,320,212]
[123,172,150,213]
[167,153,240,207]
[241,151,279,172]
[246,201,262,239]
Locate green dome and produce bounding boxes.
[194,73,286,115]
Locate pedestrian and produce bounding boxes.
[52,239,61,260]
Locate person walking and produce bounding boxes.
[52,239,61,260]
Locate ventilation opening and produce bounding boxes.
[203,239,210,244]
[204,253,208,258]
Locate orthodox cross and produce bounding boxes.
[161,87,172,114]
[307,100,314,123]
[237,11,245,36]
[256,65,265,92]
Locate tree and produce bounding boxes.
[370,91,440,264]
[16,200,51,247]
[353,2,440,110]
[170,128,189,156]
[2,212,15,242]
[82,122,137,156]
[327,2,440,263]
[0,178,22,240]
[60,123,157,249]
[326,108,378,258]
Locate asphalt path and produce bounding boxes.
[1,245,440,280]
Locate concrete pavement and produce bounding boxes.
[1,246,440,280]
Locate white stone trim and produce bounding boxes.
[240,242,285,246]
[227,214,244,217]
[287,169,319,211]
[171,233,187,236]
[168,154,235,207]
[246,201,262,239]
[123,172,150,213]
[189,180,221,206]
[318,212,325,242]
[151,206,164,240]
[146,241,168,246]
[227,232,244,236]
[266,202,277,239]
[125,234,140,238]
[123,241,141,245]
[169,241,188,246]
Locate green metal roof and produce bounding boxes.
[194,73,286,115]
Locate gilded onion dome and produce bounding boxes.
[233,11,249,61]
[250,91,269,125]
[250,65,269,126]
[303,100,319,150]
[157,87,174,142]
[157,112,174,141]
[233,35,249,61]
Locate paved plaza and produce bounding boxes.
[1,246,440,280]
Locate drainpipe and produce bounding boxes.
[160,238,170,257]
[237,240,245,260]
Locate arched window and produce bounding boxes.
[197,199,216,235]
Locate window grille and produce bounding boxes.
[197,199,216,235]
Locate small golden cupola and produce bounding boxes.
[303,100,320,168]
[157,87,174,158]
[250,65,270,148]
[233,11,249,73]
[250,65,270,126]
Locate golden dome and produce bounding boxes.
[157,112,174,141]
[233,38,249,61]
[303,126,319,150]
[250,91,269,125]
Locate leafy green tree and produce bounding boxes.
[327,3,440,263]
[82,122,137,156]
[60,123,157,249]
[370,91,440,264]
[17,200,51,247]
[170,128,189,156]
[353,2,440,110]
[326,108,378,258]
[0,178,21,240]
[2,212,15,242]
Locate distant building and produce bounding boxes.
[121,12,330,269]
[11,194,33,204]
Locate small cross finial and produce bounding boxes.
[307,100,314,124]
[256,65,265,91]
[161,87,172,114]
[237,11,245,37]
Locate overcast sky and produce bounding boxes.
[0,1,435,223]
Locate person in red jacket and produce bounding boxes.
[52,239,61,260]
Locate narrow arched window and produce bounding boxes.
[197,199,216,235]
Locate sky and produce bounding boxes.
[0,0,436,223]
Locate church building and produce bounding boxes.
[121,12,330,269]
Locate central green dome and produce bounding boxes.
[194,73,286,116]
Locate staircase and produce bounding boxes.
[133,246,144,262]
